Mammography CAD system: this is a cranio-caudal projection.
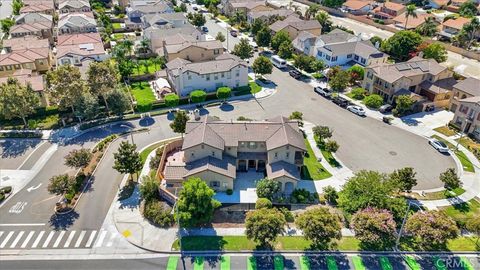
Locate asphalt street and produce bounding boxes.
[0,139,45,170]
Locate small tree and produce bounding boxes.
[75,92,99,121]
[216,87,232,101]
[440,168,461,190]
[422,43,447,63]
[295,206,341,249]
[405,210,459,250]
[250,18,265,35]
[48,174,75,195]
[64,149,92,171]
[245,208,286,248]
[329,69,350,91]
[0,18,15,35]
[190,13,206,27]
[271,30,290,51]
[113,141,143,181]
[255,198,272,209]
[322,186,338,205]
[351,208,397,250]
[139,174,159,202]
[232,38,253,60]
[364,94,384,109]
[325,140,339,153]
[164,93,180,107]
[252,56,273,79]
[176,177,221,227]
[313,125,333,141]
[256,27,271,47]
[394,95,415,116]
[347,65,365,82]
[107,88,131,115]
[0,78,39,126]
[190,90,207,103]
[349,88,366,100]
[278,41,293,59]
[289,111,303,121]
[466,218,480,245]
[389,167,417,193]
[256,178,281,200]
[215,32,225,42]
[458,0,478,17]
[170,110,189,136]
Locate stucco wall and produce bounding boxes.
[186,170,233,191]
[267,145,303,165]
[184,143,224,163]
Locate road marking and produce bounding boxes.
[31,231,45,248]
[16,140,46,169]
[0,231,3,239]
[74,231,86,248]
[21,231,35,248]
[63,231,76,248]
[52,231,65,248]
[42,231,55,248]
[8,202,28,214]
[85,230,97,248]
[9,231,24,248]
[95,230,107,247]
[0,231,14,248]
[0,223,45,227]
[106,231,117,247]
[27,183,42,192]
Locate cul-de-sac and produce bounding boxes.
[0,0,479,268]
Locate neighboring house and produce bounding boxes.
[2,36,50,53]
[56,32,107,67]
[429,0,450,9]
[0,48,53,76]
[58,12,97,35]
[15,12,53,25]
[163,37,225,62]
[269,14,322,40]
[59,0,91,14]
[439,17,479,39]
[342,0,374,15]
[223,0,272,16]
[449,77,480,112]
[20,0,55,15]
[246,8,294,23]
[292,31,317,56]
[9,22,54,43]
[126,0,173,25]
[313,29,388,67]
[362,57,455,109]
[447,0,467,12]
[166,53,248,97]
[0,69,48,106]
[144,24,202,53]
[162,115,306,193]
[393,12,432,30]
[371,2,405,22]
[142,12,188,29]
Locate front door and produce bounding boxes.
[257,160,266,171]
[464,122,472,133]
[237,160,247,171]
[248,160,256,169]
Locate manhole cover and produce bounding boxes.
[389,151,397,156]
[311,98,317,101]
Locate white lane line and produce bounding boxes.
[0,223,45,227]
[52,231,65,248]
[9,231,25,248]
[0,231,14,248]
[94,230,107,247]
[106,231,117,247]
[85,231,97,248]
[0,231,4,239]
[74,231,86,248]
[21,231,35,248]
[42,231,55,248]
[17,140,46,169]
[63,231,76,248]
[31,231,45,248]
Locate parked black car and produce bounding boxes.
[332,96,349,107]
[289,70,302,79]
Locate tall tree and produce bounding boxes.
[138,38,150,54]
[404,4,417,30]
[0,78,38,126]
[113,141,143,181]
[176,177,221,227]
[313,125,333,141]
[295,206,341,249]
[462,17,480,49]
[169,110,189,136]
[64,149,92,171]
[250,18,265,35]
[106,87,131,115]
[389,167,417,193]
[87,61,120,112]
[440,168,461,190]
[46,65,86,113]
[458,0,478,17]
[416,17,438,37]
[271,30,291,52]
[278,41,293,59]
[304,4,320,20]
[316,11,333,33]
[394,94,415,116]
[232,38,253,60]
[256,178,281,201]
[75,92,99,121]
[190,13,206,27]
[382,31,422,61]
[252,56,273,79]
[12,0,24,15]
[329,69,350,91]
[215,31,226,42]
[245,207,286,248]
[0,18,15,35]
[255,27,271,47]
[351,208,397,250]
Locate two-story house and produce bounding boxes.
[449,77,480,113]
[20,0,55,15]
[165,53,248,97]
[0,48,53,77]
[447,0,468,12]
[269,14,322,40]
[58,12,97,35]
[2,36,50,53]
[223,0,272,16]
[126,0,173,27]
[372,2,405,22]
[59,0,91,14]
[439,17,480,40]
[311,29,388,67]
[363,57,455,109]
[393,12,433,30]
[142,12,188,29]
[163,37,225,62]
[56,32,107,67]
[451,96,480,139]
[247,9,294,23]
[163,115,307,192]
[144,24,202,54]
[9,22,54,43]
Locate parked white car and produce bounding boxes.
[429,138,449,153]
[347,105,366,116]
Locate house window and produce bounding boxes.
[360,58,366,64]
[332,56,337,62]
[188,75,192,80]
[367,72,373,79]
[274,152,278,159]
[347,54,352,58]
[6,65,12,70]
[0,66,3,71]
[221,72,225,78]
[286,152,290,158]
[236,70,239,77]
[354,55,359,61]
[214,74,218,80]
[191,152,195,157]
[214,49,219,54]
[318,51,323,57]
[201,145,205,149]
[227,72,231,79]
[248,142,257,149]
[206,74,210,81]
[326,55,331,61]
[212,151,215,156]
[14,64,20,69]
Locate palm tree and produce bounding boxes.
[464,17,480,49]
[305,4,320,20]
[404,4,417,30]
[417,17,438,36]
[316,11,332,33]
[139,38,150,54]
[121,39,134,56]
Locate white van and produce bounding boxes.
[271,55,287,69]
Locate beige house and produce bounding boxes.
[363,57,455,109]
[449,77,480,113]
[20,0,55,15]
[269,14,322,40]
[0,70,48,106]
[0,48,53,77]
[223,0,272,16]
[451,97,480,139]
[10,21,54,43]
[2,36,50,53]
[163,36,225,62]
[163,116,307,192]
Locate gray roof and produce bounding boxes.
[165,40,223,54]
[59,12,96,28]
[144,24,201,43]
[164,165,187,180]
[419,77,457,94]
[144,12,187,26]
[15,12,52,24]
[59,0,90,9]
[270,15,321,32]
[317,28,357,44]
[182,115,306,152]
[129,0,173,14]
[322,39,384,59]
[248,8,294,19]
[266,161,300,180]
[184,155,237,178]
[454,77,480,96]
[166,53,247,78]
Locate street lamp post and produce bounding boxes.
[119,124,134,145]
[394,201,422,251]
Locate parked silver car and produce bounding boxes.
[429,138,449,153]
[347,105,366,116]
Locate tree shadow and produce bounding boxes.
[0,139,42,158]
[220,103,234,112]
[118,182,140,209]
[49,210,80,231]
[452,201,471,213]
[139,117,155,127]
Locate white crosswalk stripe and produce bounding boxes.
[0,229,114,249]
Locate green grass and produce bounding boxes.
[221,256,230,270]
[112,22,122,29]
[461,256,475,270]
[194,257,204,270]
[314,135,340,167]
[346,92,365,101]
[441,198,480,226]
[300,256,310,270]
[456,136,480,153]
[132,59,162,76]
[351,256,366,270]
[139,142,163,164]
[312,72,324,79]
[407,187,465,200]
[434,125,457,137]
[249,82,261,94]
[247,256,256,270]
[301,138,332,180]
[129,82,156,112]
[326,256,338,270]
[445,237,480,251]
[274,256,284,270]
[431,135,474,172]
[379,256,392,270]
[233,82,262,96]
[166,256,179,270]
[404,256,421,270]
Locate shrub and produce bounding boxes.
[216,87,232,100]
[164,93,180,107]
[0,186,12,194]
[350,88,366,100]
[190,90,207,103]
[149,146,164,170]
[256,178,280,200]
[323,185,338,205]
[255,198,272,209]
[279,207,295,222]
[291,188,313,204]
[0,193,4,201]
[144,200,174,227]
[139,175,159,202]
[226,188,233,195]
[364,94,384,109]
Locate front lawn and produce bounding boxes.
[139,142,164,165]
[434,125,457,137]
[456,136,480,153]
[301,138,332,180]
[441,198,480,228]
[406,187,465,200]
[314,135,340,167]
[233,82,262,96]
[129,82,156,112]
[249,82,261,94]
[112,22,122,29]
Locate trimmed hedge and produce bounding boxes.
[190,90,207,103]
[164,93,180,107]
